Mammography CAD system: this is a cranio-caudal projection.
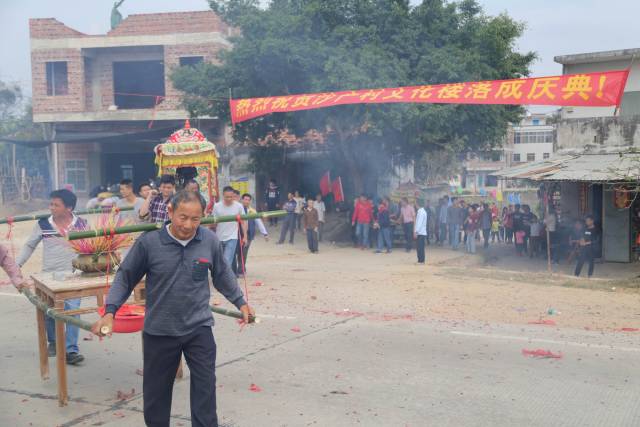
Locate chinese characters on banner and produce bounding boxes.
[230,70,629,125]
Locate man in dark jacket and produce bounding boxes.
[375,197,393,253]
[92,191,253,427]
[265,178,280,225]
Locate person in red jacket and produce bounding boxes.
[352,194,373,249]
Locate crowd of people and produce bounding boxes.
[266,189,602,278]
[0,179,607,369]
[0,175,269,368]
[0,177,615,426]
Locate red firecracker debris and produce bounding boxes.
[253,281,263,287]
[113,412,126,418]
[618,327,639,332]
[135,369,144,376]
[116,388,136,401]
[249,383,262,392]
[521,349,563,359]
[291,327,301,333]
[528,319,557,326]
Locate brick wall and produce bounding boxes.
[84,57,93,110]
[163,43,223,110]
[31,49,85,115]
[107,11,231,37]
[29,18,86,39]
[30,12,233,116]
[99,60,115,109]
[57,143,95,195]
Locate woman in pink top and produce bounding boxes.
[400,198,416,252]
[0,244,28,290]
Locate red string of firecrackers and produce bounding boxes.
[148,96,164,130]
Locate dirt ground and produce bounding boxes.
[2,216,639,335]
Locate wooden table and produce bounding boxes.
[32,272,126,406]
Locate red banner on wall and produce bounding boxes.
[230,70,629,124]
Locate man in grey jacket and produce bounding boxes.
[447,198,463,250]
[92,190,253,427]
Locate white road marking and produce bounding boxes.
[451,330,640,353]
[257,314,297,320]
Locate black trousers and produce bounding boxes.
[416,235,426,263]
[575,249,595,277]
[235,240,251,274]
[143,327,217,427]
[306,229,318,252]
[482,228,491,248]
[403,222,414,250]
[267,201,278,225]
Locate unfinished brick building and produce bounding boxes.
[30,11,232,197]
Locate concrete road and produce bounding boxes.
[1,289,639,427]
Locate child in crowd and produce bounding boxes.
[491,215,501,243]
[529,216,542,257]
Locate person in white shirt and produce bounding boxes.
[414,200,429,264]
[529,215,542,258]
[115,179,145,222]
[314,193,326,241]
[294,190,305,231]
[212,186,248,267]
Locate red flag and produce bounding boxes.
[319,171,331,196]
[331,177,344,203]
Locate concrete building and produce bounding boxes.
[555,48,640,119]
[509,113,555,164]
[29,11,234,197]
[495,48,640,262]
[554,48,640,153]
[462,113,556,194]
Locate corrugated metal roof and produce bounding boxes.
[494,152,640,182]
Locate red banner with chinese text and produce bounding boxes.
[230,70,629,125]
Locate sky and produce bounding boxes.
[1,0,639,104]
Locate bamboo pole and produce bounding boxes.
[21,289,95,332]
[67,210,287,240]
[0,206,133,225]
[21,288,257,334]
[211,306,258,324]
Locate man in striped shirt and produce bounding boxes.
[139,175,176,223]
[17,189,87,365]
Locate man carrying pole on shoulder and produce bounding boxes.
[92,190,254,427]
[17,189,87,365]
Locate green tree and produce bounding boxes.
[0,81,50,192]
[173,0,534,195]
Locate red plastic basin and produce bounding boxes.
[98,304,145,333]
